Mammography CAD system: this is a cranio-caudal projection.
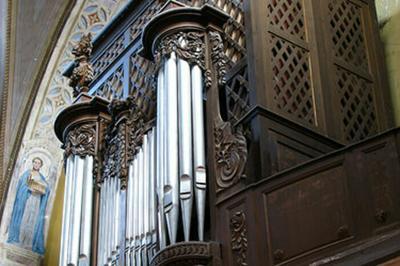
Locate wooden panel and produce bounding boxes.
[264,163,353,263]
[276,141,313,170]
[360,140,400,232]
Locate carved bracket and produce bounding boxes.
[230,211,248,266]
[214,119,247,192]
[64,123,96,157]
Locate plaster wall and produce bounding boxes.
[376,0,400,125]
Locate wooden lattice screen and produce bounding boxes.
[250,0,391,143]
[328,0,379,142]
[266,0,317,127]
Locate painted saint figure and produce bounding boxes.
[7,157,50,255]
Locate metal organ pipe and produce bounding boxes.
[60,156,74,266]
[154,53,208,248]
[178,58,194,242]
[191,64,207,241]
[60,154,94,266]
[156,67,166,249]
[79,155,94,264]
[164,52,179,244]
[70,156,85,264]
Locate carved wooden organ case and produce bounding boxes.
[55,0,394,266]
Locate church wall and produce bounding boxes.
[0,0,73,186]
[376,0,400,125]
[0,0,133,264]
[42,170,64,266]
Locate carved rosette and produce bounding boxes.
[155,31,206,69]
[64,123,96,157]
[209,31,227,86]
[230,211,248,266]
[69,33,94,97]
[214,120,247,192]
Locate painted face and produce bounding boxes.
[32,159,42,171]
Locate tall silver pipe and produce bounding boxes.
[60,155,74,266]
[156,67,166,248]
[115,177,121,254]
[136,149,143,266]
[126,163,132,256]
[178,58,193,241]
[105,178,111,262]
[79,155,94,264]
[132,156,139,265]
[149,129,157,256]
[164,52,179,244]
[97,181,104,265]
[67,156,78,263]
[191,64,207,241]
[69,156,85,264]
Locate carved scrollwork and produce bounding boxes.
[101,94,155,188]
[209,31,227,86]
[69,33,94,97]
[155,31,205,69]
[230,211,248,266]
[64,123,96,157]
[214,119,247,192]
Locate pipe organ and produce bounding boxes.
[55,0,396,265]
[55,3,228,266]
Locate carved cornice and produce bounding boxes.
[141,4,229,61]
[209,31,227,86]
[230,211,248,266]
[150,241,221,266]
[69,33,94,97]
[155,31,205,69]
[64,123,96,157]
[214,120,247,192]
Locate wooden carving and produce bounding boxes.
[230,211,248,266]
[214,119,247,192]
[101,94,155,188]
[69,33,94,97]
[209,31,227,86]
[156,31,205,69]
[64,123,96,157]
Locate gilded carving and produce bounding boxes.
[209,31,227,86]
[230,211,248,266]
[214,120,247,192]
[69,33,94,97]
[156,31,205,69]
[64,123,96,157]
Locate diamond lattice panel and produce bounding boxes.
[226,64,250,123]
[129,53,157,117]
[336,67,377,142]
[267,0,306,41]
[96,66,124,99]
[180,0,246,67]
[271,35,315,125]
[129,1,164,42]
[92,35,125,77]
[329,0,369,70]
